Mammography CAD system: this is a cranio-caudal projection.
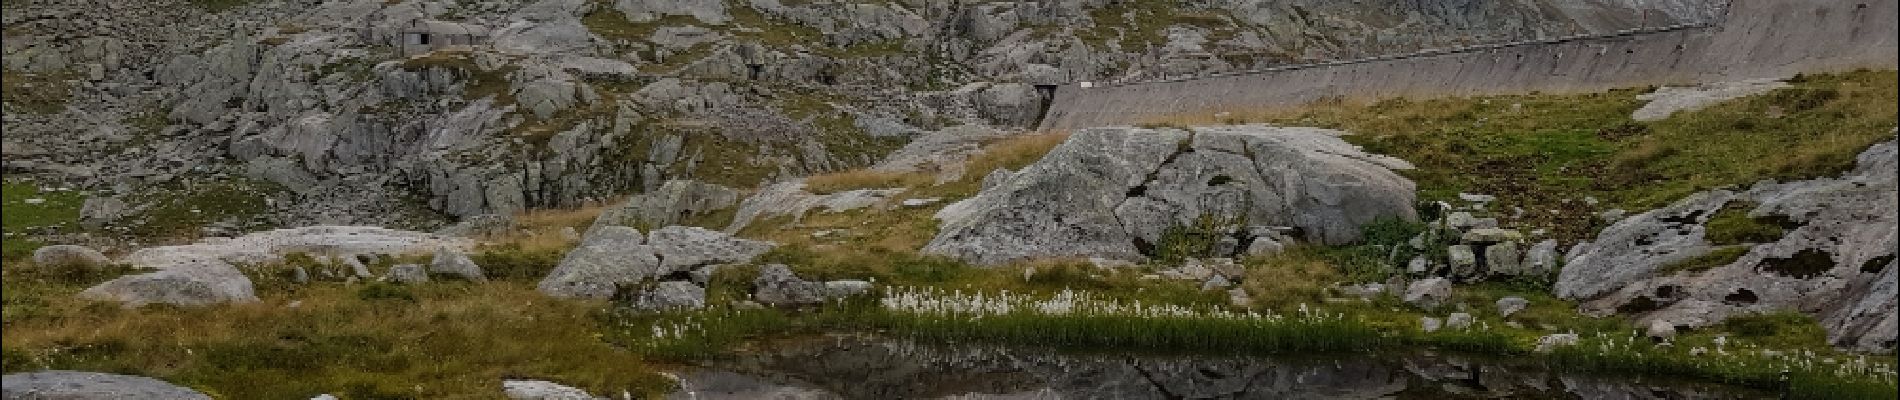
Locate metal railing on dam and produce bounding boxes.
[1039,0,1898,131]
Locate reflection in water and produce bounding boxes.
[666,335,1770,400]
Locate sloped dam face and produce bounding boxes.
[666,335,1767,399]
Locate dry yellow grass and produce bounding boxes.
[1238,248,1344,309]
[1,281,671,398]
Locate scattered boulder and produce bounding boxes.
[1484,241,1524,277]
[79,259,258,307]
[647,226,775,271]
[429,247,488,282]
[1420,317,1443,333]
[1460,228,1523,244]
[31,245,110,268]
[1497,297,1530,318]
[753,264,827,307]
[386,264,429,284]
[502,379,603,400]
[1446,245,1477,278]
[2,371,211,399]
[1446,312,1474,330]
[925,125,1416,265]
[539,226,772,299]
[1403,278,1453,309]
[1525,239,1560,273]
[626,281,707,311]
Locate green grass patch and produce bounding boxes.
[1,182,86,261]
[123,178,281,240]
[1704,201,1797,245]
[1660,246,1751,275]
[1225,70,1898,243]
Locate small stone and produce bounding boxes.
[1646,320,1678,342]
[1407,256,1431,274]
[1446,312,1474,330]
[900,198,941,208]
[1535,333,1580,353]
[1597,209,1627,223]
[1460,228,1524,244]
[1228,288,1253,308]
[1211,237,1241,257]
[1201,274,1232,291]
[1403,278,1453,309]
[291,266,310,284]
[1457,193,1496,203]
[385,264,428,284]
[824,280,874,298]
[1496,296,1530,318]
[1420,316,1444,333]
[1245,237,1285,257]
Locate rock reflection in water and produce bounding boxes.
[666,335,1767,399]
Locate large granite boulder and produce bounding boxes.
[2,371,211,399]
[1558,140,1898,352]
[81,226,466,307]
[925,125,1416,265]
[30,245,110,268]
[538,226,772,299]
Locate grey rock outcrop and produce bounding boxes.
[627,280,708,311]
[31,244,110,268]
[538,226,656,299]
[1632,79,1788,121]
[1558,140,1899,352]
[539,225,772,299]
[925,125,1416,265]
[590,180,740,232]
[753,264,827,307]
[2,371,211,400]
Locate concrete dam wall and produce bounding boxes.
[1039,0,1899,131]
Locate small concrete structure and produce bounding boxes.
[398,19,490,55]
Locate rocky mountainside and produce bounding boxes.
[1,0,1716,236]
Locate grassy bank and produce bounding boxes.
[1143,70,1898,242]
[0,229,667,399]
